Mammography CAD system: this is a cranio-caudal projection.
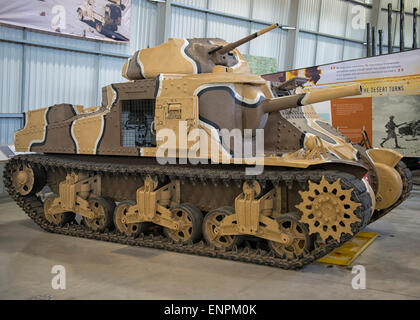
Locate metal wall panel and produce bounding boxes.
[0,24,23,39]
[297,0,375,68]
[0,41,22,113]
[343,41,364,60]
[298,0,321,32]
[97,55,127,105]
[174,0,208,9]
[22,46,97,111]
[249,22,288,70]
[0,118,21,145]
[295,32,317,68]
[209,0,251,18]
[386,0,400,8]
[26,27,98,52]
[100,0,159,54]
[207,14,251,53]
[319,0,348,37]
[116,0,159,54]
[316,35,344,65]
[390,12,403,48]
[251,0,291,24]
[171,6,207,38]
[346,2,371,41]
[405,0,420,11]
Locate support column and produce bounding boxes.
[285,0,300,69]
[400,0,405,52]
[371,0,381,27]
[157,0,172,44]
[378,29,383,54]
[366,23,371,57]
[413,8,418,49]
[204,0,209,37]
[313,0,323,66]
[370,0,382,57]
[388,3,393,53]
[247,0,254,55]
[372,26,376,56]
[19,28,27,119]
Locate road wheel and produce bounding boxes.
[11,162,45,196]
[83,197,115,232]
[164,203,203,243]
[202,206,243,250]
[114,200,149,237]
[268,213,310,260]
[44,194,75,226]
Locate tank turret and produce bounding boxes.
[122,23,279,80]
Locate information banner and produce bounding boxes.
[0,0,130,42]
[263,50,420,157]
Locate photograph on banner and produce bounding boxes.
[0,0,130,42]
[372,95,420,157]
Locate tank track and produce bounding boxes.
[4,154,372,270]
[369,160,413,223]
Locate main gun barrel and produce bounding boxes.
[208,23,279,55]
[262,83,362,113]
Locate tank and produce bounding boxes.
[3,24,412,269]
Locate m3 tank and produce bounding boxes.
[4,23,412,269]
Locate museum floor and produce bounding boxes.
[1,187,419,300]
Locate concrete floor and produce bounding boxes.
[0,188,420,300]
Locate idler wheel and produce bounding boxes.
[114,200,150,237]
[164,203,203,243]
[83,197,115,232]
[202,206,243,250]
[11,162,45,196]
[268,213,310,260]
[44,194,75,226]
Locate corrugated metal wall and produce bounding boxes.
[0,0,159,144]
[295,0,370,68]
[1,0,419,145]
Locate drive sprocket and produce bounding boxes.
[295,176,361,242]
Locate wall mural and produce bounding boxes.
[0,0,130,42]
